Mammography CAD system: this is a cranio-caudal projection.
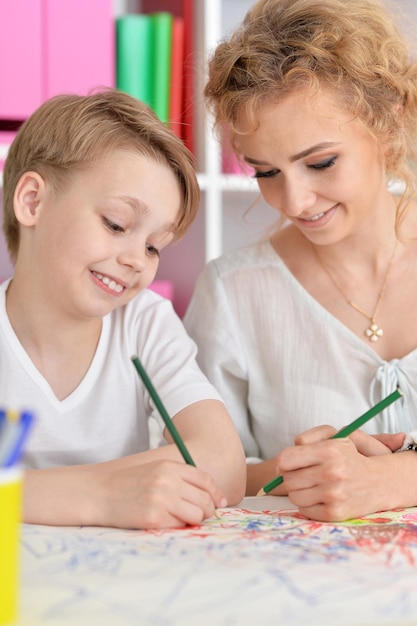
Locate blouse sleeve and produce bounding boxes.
[184,261,261,460]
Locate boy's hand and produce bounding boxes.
[93,460,227,529]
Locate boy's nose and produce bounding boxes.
[117,244,147,272]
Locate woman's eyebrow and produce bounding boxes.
[243,141,340,166]
[289,142,340,162]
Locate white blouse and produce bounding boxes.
[184,239,417,462]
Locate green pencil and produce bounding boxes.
[257,386,403,496]
[131,355,196,467]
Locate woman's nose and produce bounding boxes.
[281,177,317,218]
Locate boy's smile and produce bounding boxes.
[90,271,125,295]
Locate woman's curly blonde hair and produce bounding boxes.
[205,0,417,220]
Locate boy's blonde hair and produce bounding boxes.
[205,0,417,217]
[3,89,200,262]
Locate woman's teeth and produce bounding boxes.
[303,211,325,222]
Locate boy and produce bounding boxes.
[1,89,246,529]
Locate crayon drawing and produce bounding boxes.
[20,506,417,626]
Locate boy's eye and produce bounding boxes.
[253,168,279,179]
[103,217,124,233]
[309,157,337,170]
[146,244,160,257]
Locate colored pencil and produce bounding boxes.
[257,387,403,496]
[131,355,196,466]
[3,411,34,468]
[0,410,34,468]
[0,410,6,436]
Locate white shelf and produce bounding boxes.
[197,173,258,193]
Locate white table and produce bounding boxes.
[17,497,417,626]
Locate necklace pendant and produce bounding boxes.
[365,322,383,342]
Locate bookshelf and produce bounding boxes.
[0,0,414,315]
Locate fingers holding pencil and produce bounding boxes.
[294,425,397,456]
[255,390,404,520]
[99,460,225,529]
[273,436,391,522]
[131,355,224,520]
[257,388,402,496]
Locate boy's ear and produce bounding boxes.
[13,171,47,225]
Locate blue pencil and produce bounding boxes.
[0,409,6,436]
[0,411,34,468]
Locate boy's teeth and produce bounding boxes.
[94,272,123,292]
[109,280,123,293]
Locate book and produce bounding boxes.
[181,0,195,152]
[116,14,153,108]
[169,17,185,138]
[150,12,173,125]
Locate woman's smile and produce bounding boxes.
[296,205,338,229]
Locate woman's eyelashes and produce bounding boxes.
[252,156,337,178]
[253,168,279,179]
[309,156,337,170]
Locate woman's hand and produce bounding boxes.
[294,425,405,455]
[274,426,406,522]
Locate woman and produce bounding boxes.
[184,0,417,521]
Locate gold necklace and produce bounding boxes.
[313,241,398,342]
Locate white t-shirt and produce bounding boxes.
[0,281,222,469]
[184,239,417,462]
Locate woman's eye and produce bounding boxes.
[253,169,279,179]
[146,244,160,257]
[103,218,124,233]
[309,157,337,170]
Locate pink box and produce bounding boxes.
[0,0,43,119]
[0,0,114,121]
[45,0,115,98]
[149,280,174,301]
